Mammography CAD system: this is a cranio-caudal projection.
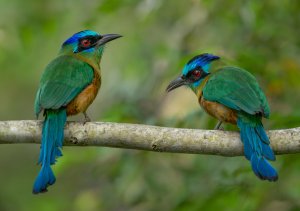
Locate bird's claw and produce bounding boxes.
[214,121,224,130]
[83,112,91,124]
[216,126,224,130]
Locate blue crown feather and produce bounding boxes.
[62,30,99,46]
[183,53,220,75]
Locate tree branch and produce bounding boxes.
[0,120,299,156]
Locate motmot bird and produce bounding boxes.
[166,53,278,181]
[33,30,122,194]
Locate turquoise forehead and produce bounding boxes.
[182,54,220,75]
[182,58,211,75]
[62,30,99,45]
[182,60,200,75]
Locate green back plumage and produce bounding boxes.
[34,55,94,116]
[203,66,270,118]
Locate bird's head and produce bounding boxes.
[60,30,122,57]
[166,53,220,92]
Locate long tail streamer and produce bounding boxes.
[33,109,66,194]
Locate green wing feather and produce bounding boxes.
[203,67,270,118]
[34,55,94,116]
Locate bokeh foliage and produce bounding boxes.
[0,0,300,210]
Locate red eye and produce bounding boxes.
[81,39,91,47]
[192,70,201,78]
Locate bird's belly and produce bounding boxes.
[199,96,237,124]
[66,70,101,116]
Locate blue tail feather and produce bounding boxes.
[237,118,278,181]
[240,125,251,160]
[33,109,67,194]
[250,154,261,179]
[261,143,275,161]
[257,156,278,181]
[50,112,65,165]
[255,125,270,144]
[33,165,56,193]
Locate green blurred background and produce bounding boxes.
[0,0,300,210]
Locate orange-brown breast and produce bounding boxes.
[196,76,237,125]
[199,95,237,125]
[66,55,101,116]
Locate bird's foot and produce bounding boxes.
[83,112,91,124]
[214,121,224,130]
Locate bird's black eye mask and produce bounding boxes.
[75,35,102,53]
[183,67,210,83]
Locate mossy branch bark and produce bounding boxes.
[0,120,299,156]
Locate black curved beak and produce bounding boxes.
[96,34,122,46]
[166,76,187,92]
